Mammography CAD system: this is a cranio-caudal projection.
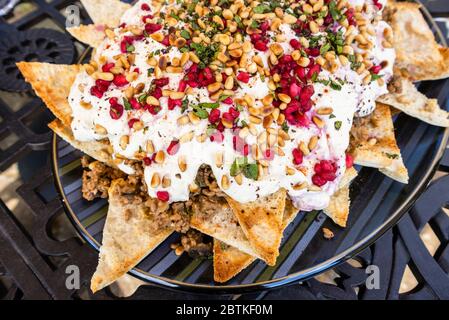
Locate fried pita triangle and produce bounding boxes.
[67,24,106,48]
[379,155,409,184]
[81,0,131,28]
[322,167,357,228]
[190,197,264,261]
[213,199,299,283]
[49,119,117,168]
[386,1,449,81]
[213,241,255,283]
[225,189,286,266]
[91,178,173,292]
[349,103,409,183]
[17,62,79,126]
[377,77,449,127]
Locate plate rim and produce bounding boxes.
[51,0,449,294]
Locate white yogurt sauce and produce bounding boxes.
[69,0,395,210]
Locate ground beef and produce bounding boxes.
[81,156,125,201]
[171,230,212,258]
[82,160,221,257]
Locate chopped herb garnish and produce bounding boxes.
[334,120,342,130]
[123,98,132,110]
[230,157,259,180]
[385,153,399,159]
[253,4,270,14]
[126,44,135,53]
[180,30,191,40]
[190,42,219,68]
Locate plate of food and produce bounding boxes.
[17,0,449,293]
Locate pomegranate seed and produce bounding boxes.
[289,83,301,98]
[152,87,162,99]
[222,97,233,104]
[153,77,169,87]
[141,3,151,11]
[96,79,111,92]
[259,21,270,32]
[168,98,182,110]
[161,35,170,46]
[90,86,103,98]
[236,72,250,83]
[156,191,170,202]
[109,97,118,105]
[113,74,129,87]
[312,174,327,187]
[146,104,161,115]
[102,63,114,72]
[145,23,162,34]
[222,112,234,123]
[143,157,152,166]
[370,65,382,74]
[292,148,303,165]
[208,109,221,124]
[254,40,268,51]
[141,14,153,23]
[128,118,139,128]
[307,64,321,80]
[167,140,180,155]
[110,103,124,120]
[265,149,274,160]
[289,39,301,50]
[129,97,141,110]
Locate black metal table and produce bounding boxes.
[0,0,448,300]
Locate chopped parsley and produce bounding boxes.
[123,98,132,110]
[190,42,219,68]
[334,120,342,130]
[230,157,259,180]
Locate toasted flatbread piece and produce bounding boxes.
[379,155,409,184]
[17,62,79,126]
[350,103,408,182]
[67,24,106,48]
[214,200,299,283]
[91,179,173,292]
[378,77,449,127]
[81,0,131,28]
[49,119,117,168]
[323,167,358,227]
[225,189,287,266]
[190,198,264,261]
[213,241,255,283]
[324,186,350,228]
[387,1,449,81]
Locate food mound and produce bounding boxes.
[17,0,449,291]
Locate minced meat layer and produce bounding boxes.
[81,156,218,257]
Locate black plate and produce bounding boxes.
[52,1,449,293]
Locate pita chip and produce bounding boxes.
[80,0,131,28]
[67,24,106,48]
[386,1,449,81]
[190,197,264,261]
[323,167,358,228]
[49,119,117,168]
[17,62,79,126]
[350,103,408,184]
[91,178,173,292]
[213,199,299,283]
[377,77,449,127]
[225,189,287,266]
